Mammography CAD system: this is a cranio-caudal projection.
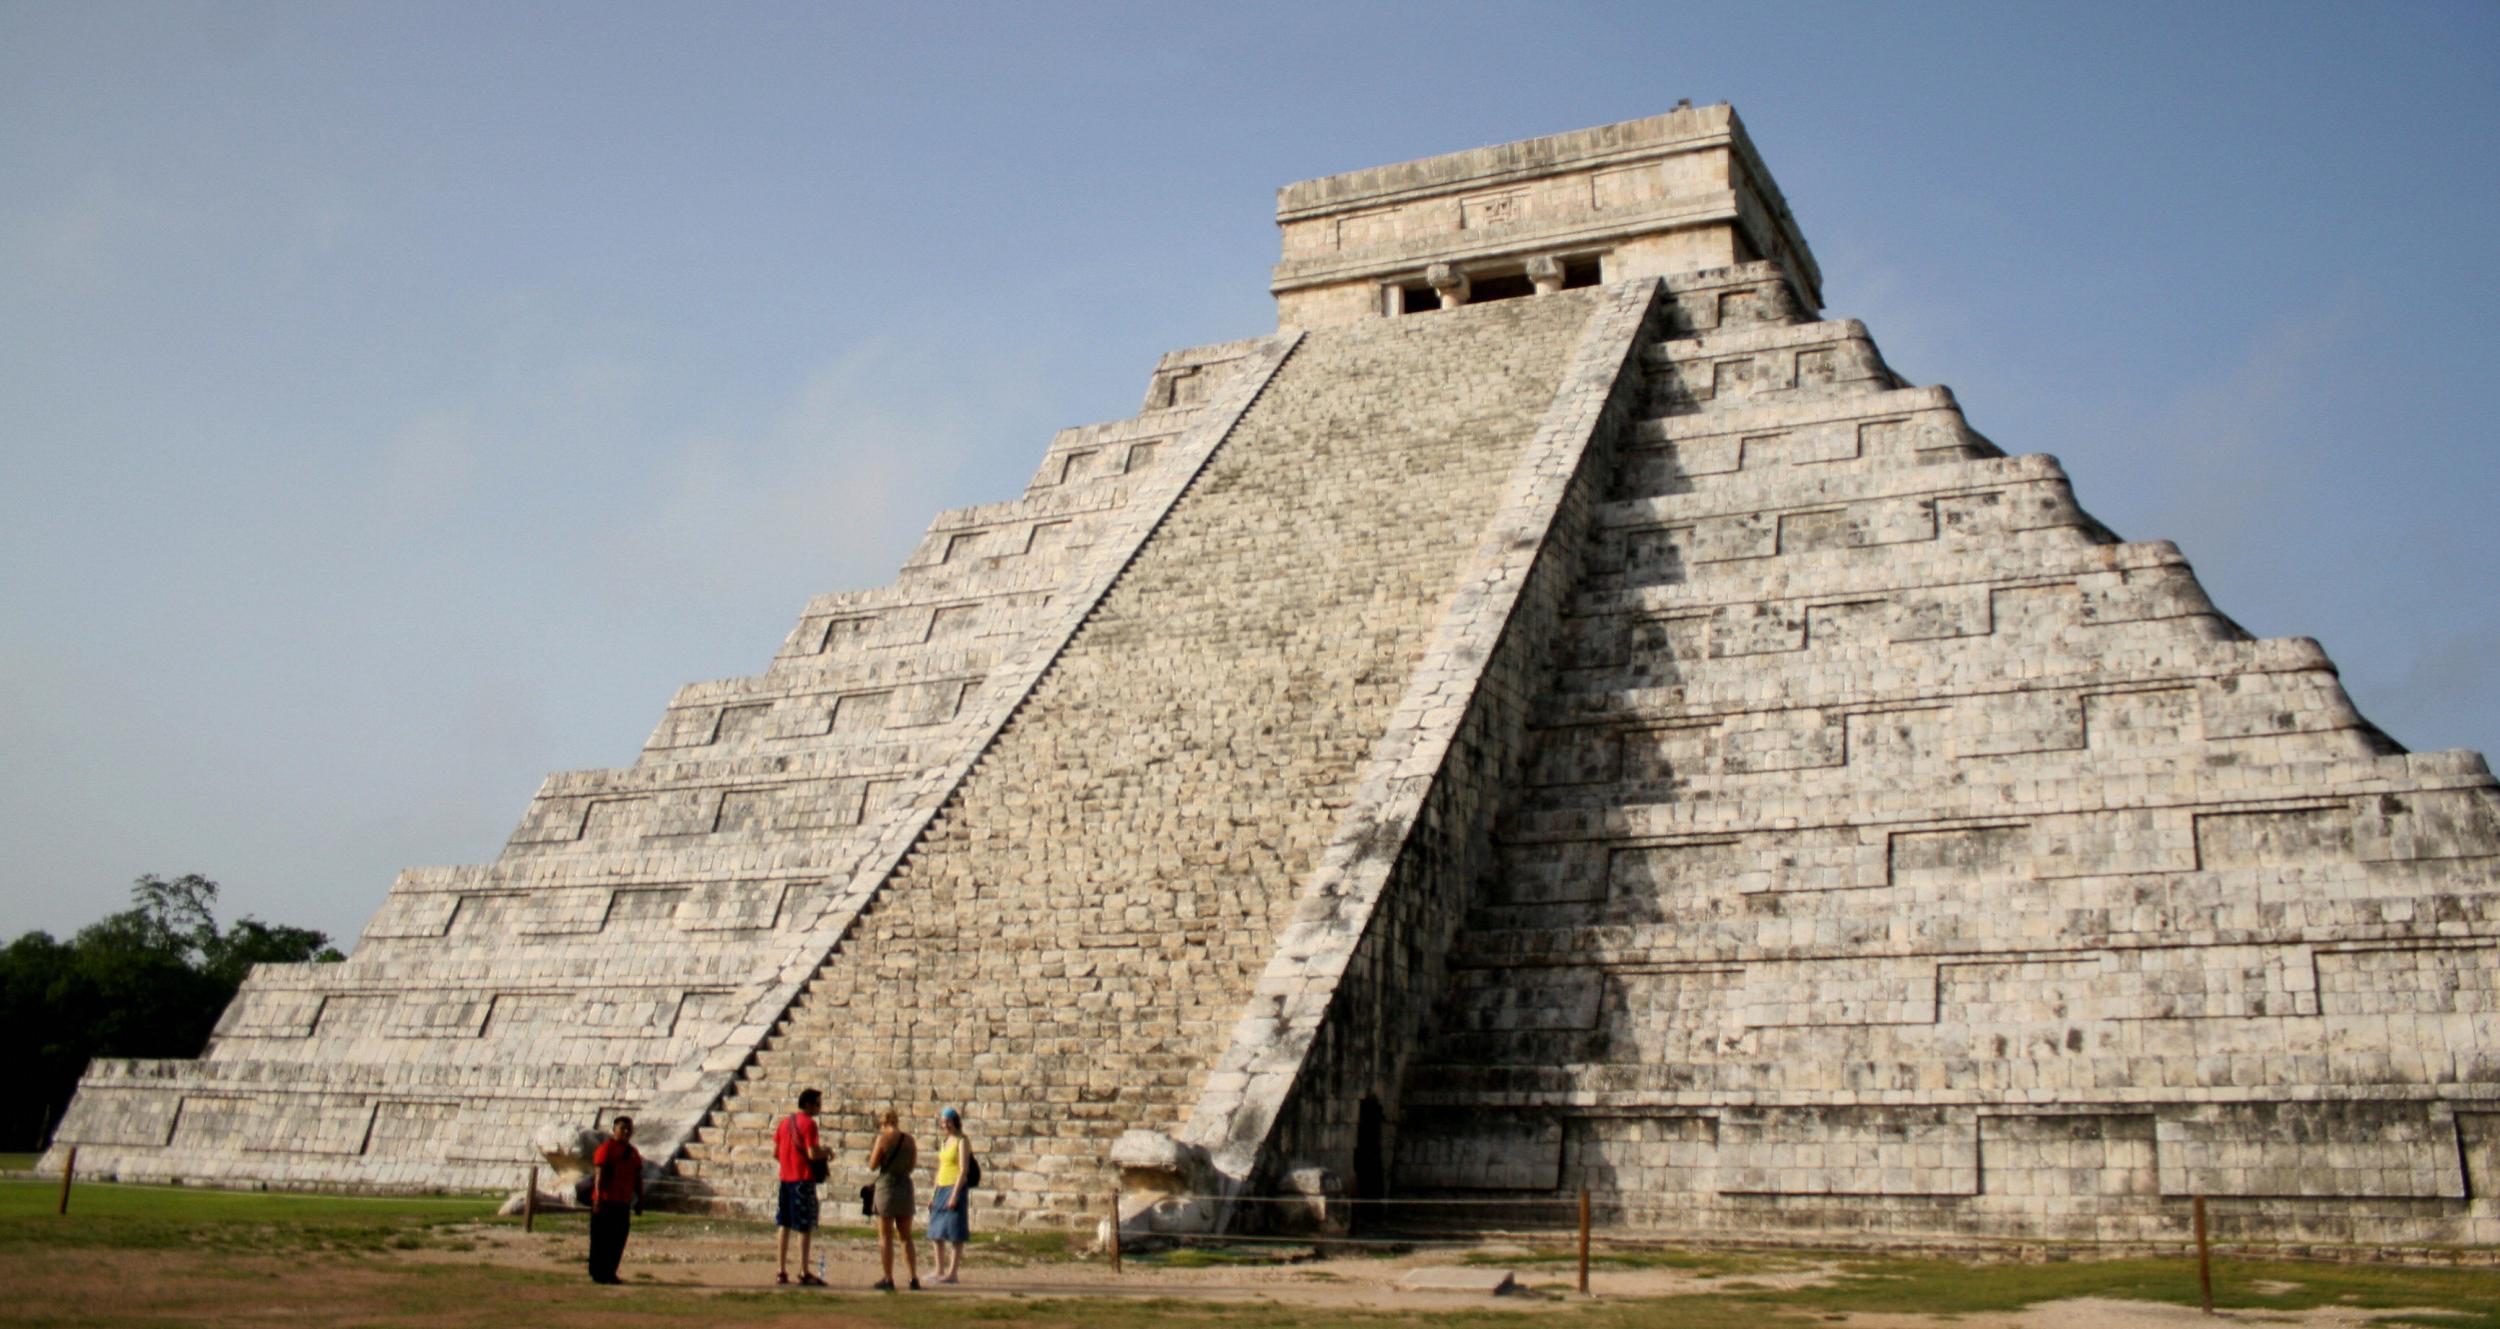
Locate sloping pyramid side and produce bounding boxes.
[41,327,1294,1190]
[1388,287,2500,1246]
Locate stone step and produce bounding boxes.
[1569,531,2189,621]
[1499,748,2447,840]
[1537,633,2327,722]
[1592,450,2064,530]
[1449,853,2499,966]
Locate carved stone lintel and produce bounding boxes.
[1425,262,1470,307]
[1526,255,1566,295]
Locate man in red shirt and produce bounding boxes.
[587,1115,642,1285]
[774,1088,828,1284]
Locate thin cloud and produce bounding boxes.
[606,335,1049,604]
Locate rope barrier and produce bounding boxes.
[0,1177,495,1206]
[1169,1230,1716,1247]
[1160,1230,1493,1249]
[1140,1193,1588,1208]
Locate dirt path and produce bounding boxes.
[0,1217,2475,1328]
[420,1222,2471,1326]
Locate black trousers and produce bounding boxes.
[588,1202,633,1282]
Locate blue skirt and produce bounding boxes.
[928,1184,970,1242]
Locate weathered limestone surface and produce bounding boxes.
[43,335,1295,1190]
[45,107,2500,1249]
[1386,280,2500,1247]
[682,291,1601,1222]
[1274,103,1818,329]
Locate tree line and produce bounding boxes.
[0,874,341,1150]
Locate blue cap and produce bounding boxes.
[940,1107,961,1120]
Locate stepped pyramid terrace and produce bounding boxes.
[47,106,2500,1248]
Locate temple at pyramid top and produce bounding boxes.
[1270,104,1821,327]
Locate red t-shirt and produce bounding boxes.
[774,1113,820,1183]
[591,1139,641,1207]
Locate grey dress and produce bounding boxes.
[871,1131,916,1219]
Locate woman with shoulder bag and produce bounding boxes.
[928,1107,977,1283]
[865,1108,920,1291]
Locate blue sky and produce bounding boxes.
[4,1,2495,945]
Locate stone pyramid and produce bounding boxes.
[49,106,2500,1248]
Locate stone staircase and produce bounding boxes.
[664,290,1606,1222]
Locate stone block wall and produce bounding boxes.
[1385,274,2500,1247]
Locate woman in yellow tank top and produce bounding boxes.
[928,1107,973,1282]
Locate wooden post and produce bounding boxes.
[2193,1194,2213,1314]
[1576,1185,1592,1296]
[55,1145,76,1216]
[524,1165,538,1232]
[1107,1191,1122,1275]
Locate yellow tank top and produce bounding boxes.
[935,1137,962,1187]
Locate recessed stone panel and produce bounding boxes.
[1608,840,1742,900]
[1440,967,1604,1032]
[2317,944,2500,1016]
[253,1101,377,1156]
[1491,840,1610,906]
[1618,722,1716,783]
[1888,823,2028,889]
[673,880,790,932]
[2154,1103,2464,1199]
[1564,1114,1718,1195]
[1977,1113,2156,1199]
[821,691,885,732]
[1719,708,1842,772]
[2082,687,2200,751]
[711,703,775,744]
[1397,1109,1565,1190]
[1718,1108,1978,1196]
[54,1087,180,1148]
[217,989,326,1038]
[1738,958,1938,1028]
[361,892,461,939]
[2196,806,2353,871]
[366,1100,459,1158]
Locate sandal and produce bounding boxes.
[776,1271,789,1285]
[798,1273,825,1286]
[908,1278,922,1291]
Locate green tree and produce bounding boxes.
[0,875,341,1149]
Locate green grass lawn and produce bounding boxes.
[2,1176,2496,1328]
[0,1173,510,1254]
[0,1152,41,1173]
